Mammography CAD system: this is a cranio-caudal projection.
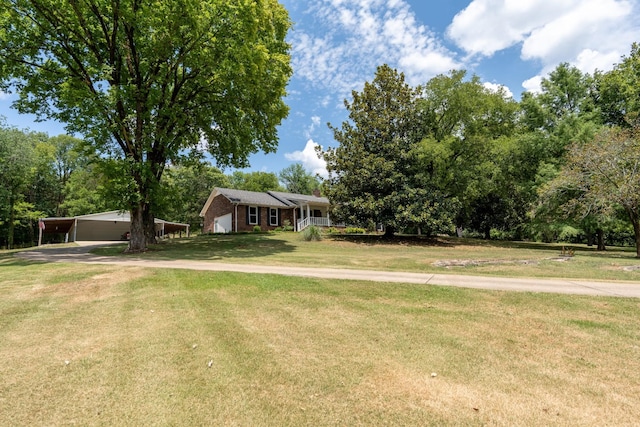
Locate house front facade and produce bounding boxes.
[199,187,333,233]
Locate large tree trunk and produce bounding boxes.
[383,225,395,238]
[127,205,146,252]
[586,232,594,247]
[127,164,158,251]
[596,228,606,251]
[143,203,157,245]
[7,197,15,250]
[629,210,640,259]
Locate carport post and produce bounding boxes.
[37,219,43,246]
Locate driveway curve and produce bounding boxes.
[16,243,640,298]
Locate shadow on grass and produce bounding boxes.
[91,232,297,261]
[0,252,36,267]
[330,233,637,256]
[328,234,454,247]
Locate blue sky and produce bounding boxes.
[2,0,639,178]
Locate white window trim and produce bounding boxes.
[248,206,258,225]
[269,208,279,226]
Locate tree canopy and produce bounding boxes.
[278,163,321,195]
[320,44,640,249]
[229,171,283,192]
[0,0,292,251]
[323,66,518,237]
[323,65,454,236]
[549,124,640,257]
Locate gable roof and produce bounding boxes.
[268,191,330,206]
[217,187,292,207]
[199,187,331,217]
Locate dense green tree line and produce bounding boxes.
[0,123,319,248]
[3,41,640,254]
[322,44,640,256]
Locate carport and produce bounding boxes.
[38,211,189,245]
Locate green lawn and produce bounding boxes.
[1,257,639,426]
[94,232,640,281]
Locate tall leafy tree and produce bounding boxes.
[595,43,640,127]
[414,71,519,237]
[278,163,321,194]
[229,171,283,192]
[549,125,640,257]
[158,162,230,229]
[48,135,85,216]
[0,0,292,251]
[521,63,603,241]
[323,65,454,236]
[0,124,37,248]
[60,164,113,216]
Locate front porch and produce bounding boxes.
[294,204,337,231]
[296,215,334,231]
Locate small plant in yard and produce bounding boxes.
[345,227,366,234]
[302,225,322,241]
[252,225,262,233]
[282,219,294,232]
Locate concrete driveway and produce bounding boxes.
[17,243,640,298]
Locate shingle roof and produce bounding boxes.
[200,187,332,217]
[268,191,330,206]
[216,188,291,207]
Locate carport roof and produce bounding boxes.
[40,211,189,234]
[40,217,75,234]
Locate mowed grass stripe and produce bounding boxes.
[1,262,640,426]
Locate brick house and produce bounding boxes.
[199,187,333,233]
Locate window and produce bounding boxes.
[248,206,258,225]
[269,208,279,226]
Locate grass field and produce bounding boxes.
[2,239,640,426]
[94,232,640,281]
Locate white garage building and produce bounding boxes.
[40,211,189,243]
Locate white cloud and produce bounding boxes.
[290,0,460,101]
[304,115,322,138]
[574,49,622,73]
[522,75,544,94]
[0,90,11,100]
[447,0,639,92]
[520,0,633,64]
[448,0,572,56]
[285,139,328,178]
[483,82,514,99]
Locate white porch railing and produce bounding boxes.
[297,216,330,231]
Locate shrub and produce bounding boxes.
[282,220,294,232]
[345,227,366,234]
[252,225,262,233]
[302,225,322,241]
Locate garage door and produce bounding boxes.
[214,213,232,233]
